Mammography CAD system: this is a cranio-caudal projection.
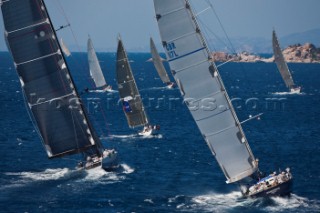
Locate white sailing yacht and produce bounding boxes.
[87,36,112,92]
[1,0,118,171]
[150,37,175,89]
[272,30,301,94]
[152,0,292,197]
[116,36,159,137]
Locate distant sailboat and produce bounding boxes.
[116,36,159,136]
[60,38,71,57]
[153,0,292,197]
[1,0,118,170]
[272,30,301,94]
[150,37,175,88]
[87,36,112,92]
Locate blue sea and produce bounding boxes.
[0,51,319,212]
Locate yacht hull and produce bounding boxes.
[247,179,292,198]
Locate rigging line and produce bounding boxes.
[205,0,237,54]
[53,0,103,94]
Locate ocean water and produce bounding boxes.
[0,52,319,212]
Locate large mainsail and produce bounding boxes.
[1,0,103,158]
[272,30,295,89]
[150,37,171,84]
[153,0,258,183]
[116,37,148,128]
[87,37,108,88]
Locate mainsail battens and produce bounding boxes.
[7,19,49,34]
[1,0,104,158]
[16,51,59,66]
[272,30,295,89]
[174,58,208,73]
[168,47,206,62]
[153,0,257,183]
[116,38,148,128]
[29,93,74,107]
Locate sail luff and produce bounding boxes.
[87,37,107,88]
[272,30,295,89]
[116,37,149,128]
[60,38,71,57]
[1,0,103,158]
[153,0,257,183]
[150,37,171,83]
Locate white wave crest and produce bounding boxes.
[5,168,71,181]
[120,163,135,174]
[271,91,305,96]
[266,193,320,212]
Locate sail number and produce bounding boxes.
[165,42,179,59]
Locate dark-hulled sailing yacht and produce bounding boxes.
[272,30,301,94]
[1,0,118,170]
[152,0,292,197]
[116,36,159,136]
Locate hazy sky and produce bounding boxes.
[0,0,319,51]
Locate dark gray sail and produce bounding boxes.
[153,0,258,183]
[150,37,171,83]
[116,37,148,128]
[1,0,103,158]
[272,30,295,89]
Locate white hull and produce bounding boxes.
[103,85,113,92]
[77,149,118,171]
[166,82,175,89]
[138,128,153,136]
[290,86,301,94]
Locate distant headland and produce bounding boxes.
[212,43,320,63]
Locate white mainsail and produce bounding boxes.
[150,37,171,84]
[87,37,107,88]
[153,0,258,183]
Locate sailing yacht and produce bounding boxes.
[152,0,292,197]
[116,36,159,137]
[272,30,301,94]
[150,37,175,89]
[87,36,112,92]
[1,0,118,171]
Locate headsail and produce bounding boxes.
[272,30,295,89]
[150,37,171,83]
[1,0,103,158]
[153,0,258,183]
[87,37,108,89]
[116,37,148,128]
[60,38,71,57]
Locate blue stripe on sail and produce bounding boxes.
[168,47,206,62]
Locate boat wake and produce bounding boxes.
[184,191,320,212]
[105,133,163,140]
[271,91,305,96]
[140,86,172,91]
[4,168,73,182]
[82,163,134,183]
[89,89,118,93]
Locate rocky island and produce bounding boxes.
[212,43,320,63]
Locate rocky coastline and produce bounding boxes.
[212,43,320,63]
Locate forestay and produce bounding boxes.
[153,0,258,183]
[116,38,148,128]
[272,30,295,89]
[150,37,170,83]
[87,37,107,88]
[1,0,103,158]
